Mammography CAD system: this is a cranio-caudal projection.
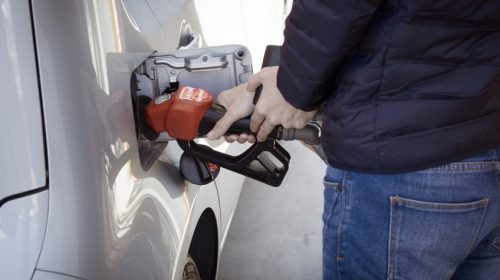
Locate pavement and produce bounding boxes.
[218,141,326,280]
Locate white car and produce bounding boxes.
[0,0,285,279]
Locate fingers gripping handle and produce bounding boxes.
[253,45,281,105]
[249,45,321,144]
[199,108,321,145]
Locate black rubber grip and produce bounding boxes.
[253,45,281,105]
[278,123,321,145]
[198,107,321,145]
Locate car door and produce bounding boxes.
[29,0,247,279]
[0,1,49,279]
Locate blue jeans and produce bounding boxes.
[323,148,500,280]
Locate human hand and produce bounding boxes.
[206,83,256,143]
[247,66,318,142]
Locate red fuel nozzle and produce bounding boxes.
[145,86,213,140]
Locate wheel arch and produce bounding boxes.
[188,208,219,280]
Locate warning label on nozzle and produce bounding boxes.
[154,94,171,105]
[178,86,210,103]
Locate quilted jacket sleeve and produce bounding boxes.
[277,0,381,111]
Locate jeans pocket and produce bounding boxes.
[387,196,489,280]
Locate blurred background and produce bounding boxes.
[194,0,292,70]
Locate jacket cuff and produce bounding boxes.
[277,60,329,112]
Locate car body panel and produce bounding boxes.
[32,270,81,280]
[0,191,49,280]
[30,0,243,279]
[0,0,46,200]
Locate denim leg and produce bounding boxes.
[322,148,500,280]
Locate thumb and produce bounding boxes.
[207,111,239,140]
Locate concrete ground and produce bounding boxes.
[218,142,327,280]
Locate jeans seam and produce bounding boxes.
[336,172,349,279]
[496,170,500,191]
[323,184,340,236]
[419,161,500,173]
[323,171,344,236]
[387,196,400,280]
[337,185,345,279]
[396,197,489,211]
[323,181,341,189]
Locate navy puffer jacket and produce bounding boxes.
[277,0,500,173]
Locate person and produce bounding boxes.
[207,0,500,279]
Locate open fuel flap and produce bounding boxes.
[131,45,320,187]
[131,45,253,170]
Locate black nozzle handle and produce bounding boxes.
[253,45,281,105]
[278,123,321,145]
[199,108,321,145]
[178,138,290,187]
